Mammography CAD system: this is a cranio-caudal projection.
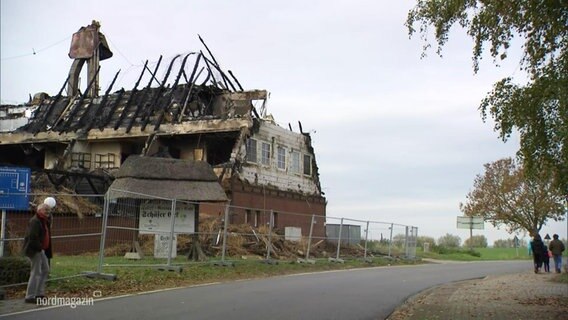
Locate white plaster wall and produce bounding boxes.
[239,120,319,194]
[90,142,121,168]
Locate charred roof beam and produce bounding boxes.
[200,51,221,89]
[99,88,125,130]
[228,70,244,91]
[154,53,193,131]
[177,53,202,122]
[202,55,236,92]
[126,56,162,133]
[198,35,236,91]
[31,75,70,135]
[83,69,121,132]
[140,54,180,131]
[116,59,148,130]
[61,65,101,133]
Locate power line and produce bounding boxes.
[104,33,134,66]
[1,36,71,61]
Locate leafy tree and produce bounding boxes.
[406,0,568,191]
[416,235,436,248]
[493,239,513,248]
[392,234,406,247]
[460,158,565,236]
[494,237,527,248]
[464,235,488,248]
[437,233,461,248]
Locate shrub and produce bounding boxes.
[0,256,30,286]
[431,245,481,257]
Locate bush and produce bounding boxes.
[0,256,30,286]
[431,245,481,257]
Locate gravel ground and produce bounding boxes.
[387,271,568,320]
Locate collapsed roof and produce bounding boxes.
[1,26,267,144]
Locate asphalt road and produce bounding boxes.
[4,260,530,320]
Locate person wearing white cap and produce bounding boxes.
[23,198,55,303]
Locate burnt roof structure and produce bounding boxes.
[1,34,267,145]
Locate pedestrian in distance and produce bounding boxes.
[542,244,550,273]
[22,197,56,303]
[530,233,546,274]
[548,234,566,273]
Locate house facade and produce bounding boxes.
[0,23,326,239]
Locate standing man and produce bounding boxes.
[548,234,566,273]
[23,197,55,303]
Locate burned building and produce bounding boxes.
[0,21,326,239]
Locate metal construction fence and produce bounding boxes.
[0,190,418,289]
[0,192,105,290]
[95,188,419,272]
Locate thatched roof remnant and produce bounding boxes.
[116,155,219,181]
[109,155,228,202]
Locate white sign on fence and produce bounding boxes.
[139,201,195,234]
[456,216,484,230]
[154,234,177,258]
[285,227,302,242]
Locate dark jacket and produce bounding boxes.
[530,239,545,255]
[549,238,565,256]
[22,215,52,259]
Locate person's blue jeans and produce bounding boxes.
[552,254,563,272]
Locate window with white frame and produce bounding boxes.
[277,146,286,170]
[290,151,300,174]
[303,154,312,175]
[261,142,271,166]
[246,138,257,163]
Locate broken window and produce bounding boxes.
[260,142,270,166]
[71,152,91,169]
[277,146,286,170]
[94,153,117,169]
[273,212,278,228]
[246,138,257,163]
[254,210,261,227]
[303,154,312,176]
[205,133,238,165]
[290,150,300,174]
[245,209,252,225]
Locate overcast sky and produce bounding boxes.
[1,0,565,245]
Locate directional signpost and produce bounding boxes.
[0,166,31,257]
[457,216,484,250]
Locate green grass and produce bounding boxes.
[5,254,417,299]
[418,247,532,261]
[5,247,561,300]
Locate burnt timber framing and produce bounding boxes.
[0,30,326,240]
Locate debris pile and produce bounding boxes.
[128,214,372,260]
[30,172,103,217]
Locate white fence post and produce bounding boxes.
[363,221,370,260]
[335,218,344,260]
[166,199,177,267]
[266,210,274,260]
[305,214,315,260]
[388,223,394,258]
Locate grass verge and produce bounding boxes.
[4,255,416,300]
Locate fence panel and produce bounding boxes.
[94,189,419,272]
[1,193,105,291]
